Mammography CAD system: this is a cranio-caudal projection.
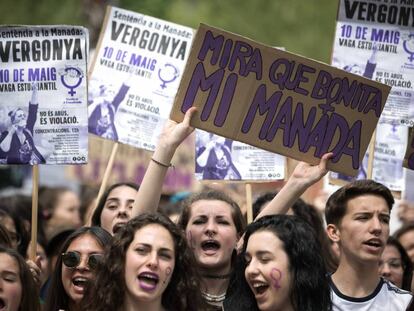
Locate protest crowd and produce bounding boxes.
[2,0,414,310]
[1,108,414,310]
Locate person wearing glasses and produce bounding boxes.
[379,237,413,291]
[44,227,111,311]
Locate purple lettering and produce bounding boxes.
[198,30,224,65]
[319,113,362,169]
[292,64,315,96]
[337,79,359,108]
[290,104,317,151]
[219,39,233,69]
[245,48,263,80]
[241,85,282,140]
[228,41,251,75]
[269,58,292,90]
[268,60,314,95]
[265,96,293,144]
[351,84,363,110]
[343,120,362,169]
[362,87,382,117]
[304,114,328,154]
[180,62,224,119]
[311,70,335,113]
[214,73,238,127]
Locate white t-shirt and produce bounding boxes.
[329,276,413,311]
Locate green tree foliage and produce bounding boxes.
[1,0,338,62]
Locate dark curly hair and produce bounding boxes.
[224,215,332,311]
[82,213,203,311]
[0,246,41,311]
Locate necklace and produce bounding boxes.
[201,273,231,280]
[201,291,226,303]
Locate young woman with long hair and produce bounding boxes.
[44,226,112,311]
[131,107,332,309]
[82,213,203,311]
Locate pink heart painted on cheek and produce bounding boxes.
[270,268,282,289]
[163,266,173,284]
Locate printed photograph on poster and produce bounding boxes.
[88,6,193,151]
[333,0,414,125]
[0,26,89,165]
[195,130,285,181]
[88,78,130,141]
[0,85,45,164]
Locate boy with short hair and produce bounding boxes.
[325,180,413,310]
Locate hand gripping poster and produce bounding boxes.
[195,129,285,181]
[0,26,89,165]
[88,6,193,151]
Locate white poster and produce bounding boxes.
[88,6,193,150]
[0,26,89,165]
[333,0,414,125]
[330,122,408,191]
[195,130,285,181]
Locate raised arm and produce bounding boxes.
[0,127,16,152]
[255,153,333,220]
[131,107,197,217]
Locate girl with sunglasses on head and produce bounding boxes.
[44,227,112,311]
[82,213,203,311]
[131,108,332,309]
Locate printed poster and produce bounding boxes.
[329,0,414,189]
[0,25,89,165]
[195,129,285,181]
[333,0,414,125]
[88,6,193,151]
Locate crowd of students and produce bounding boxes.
[1,107,414,310]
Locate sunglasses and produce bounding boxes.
[62,251,103,270]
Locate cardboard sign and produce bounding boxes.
[170,24,391,176]
[404,127,414,170]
